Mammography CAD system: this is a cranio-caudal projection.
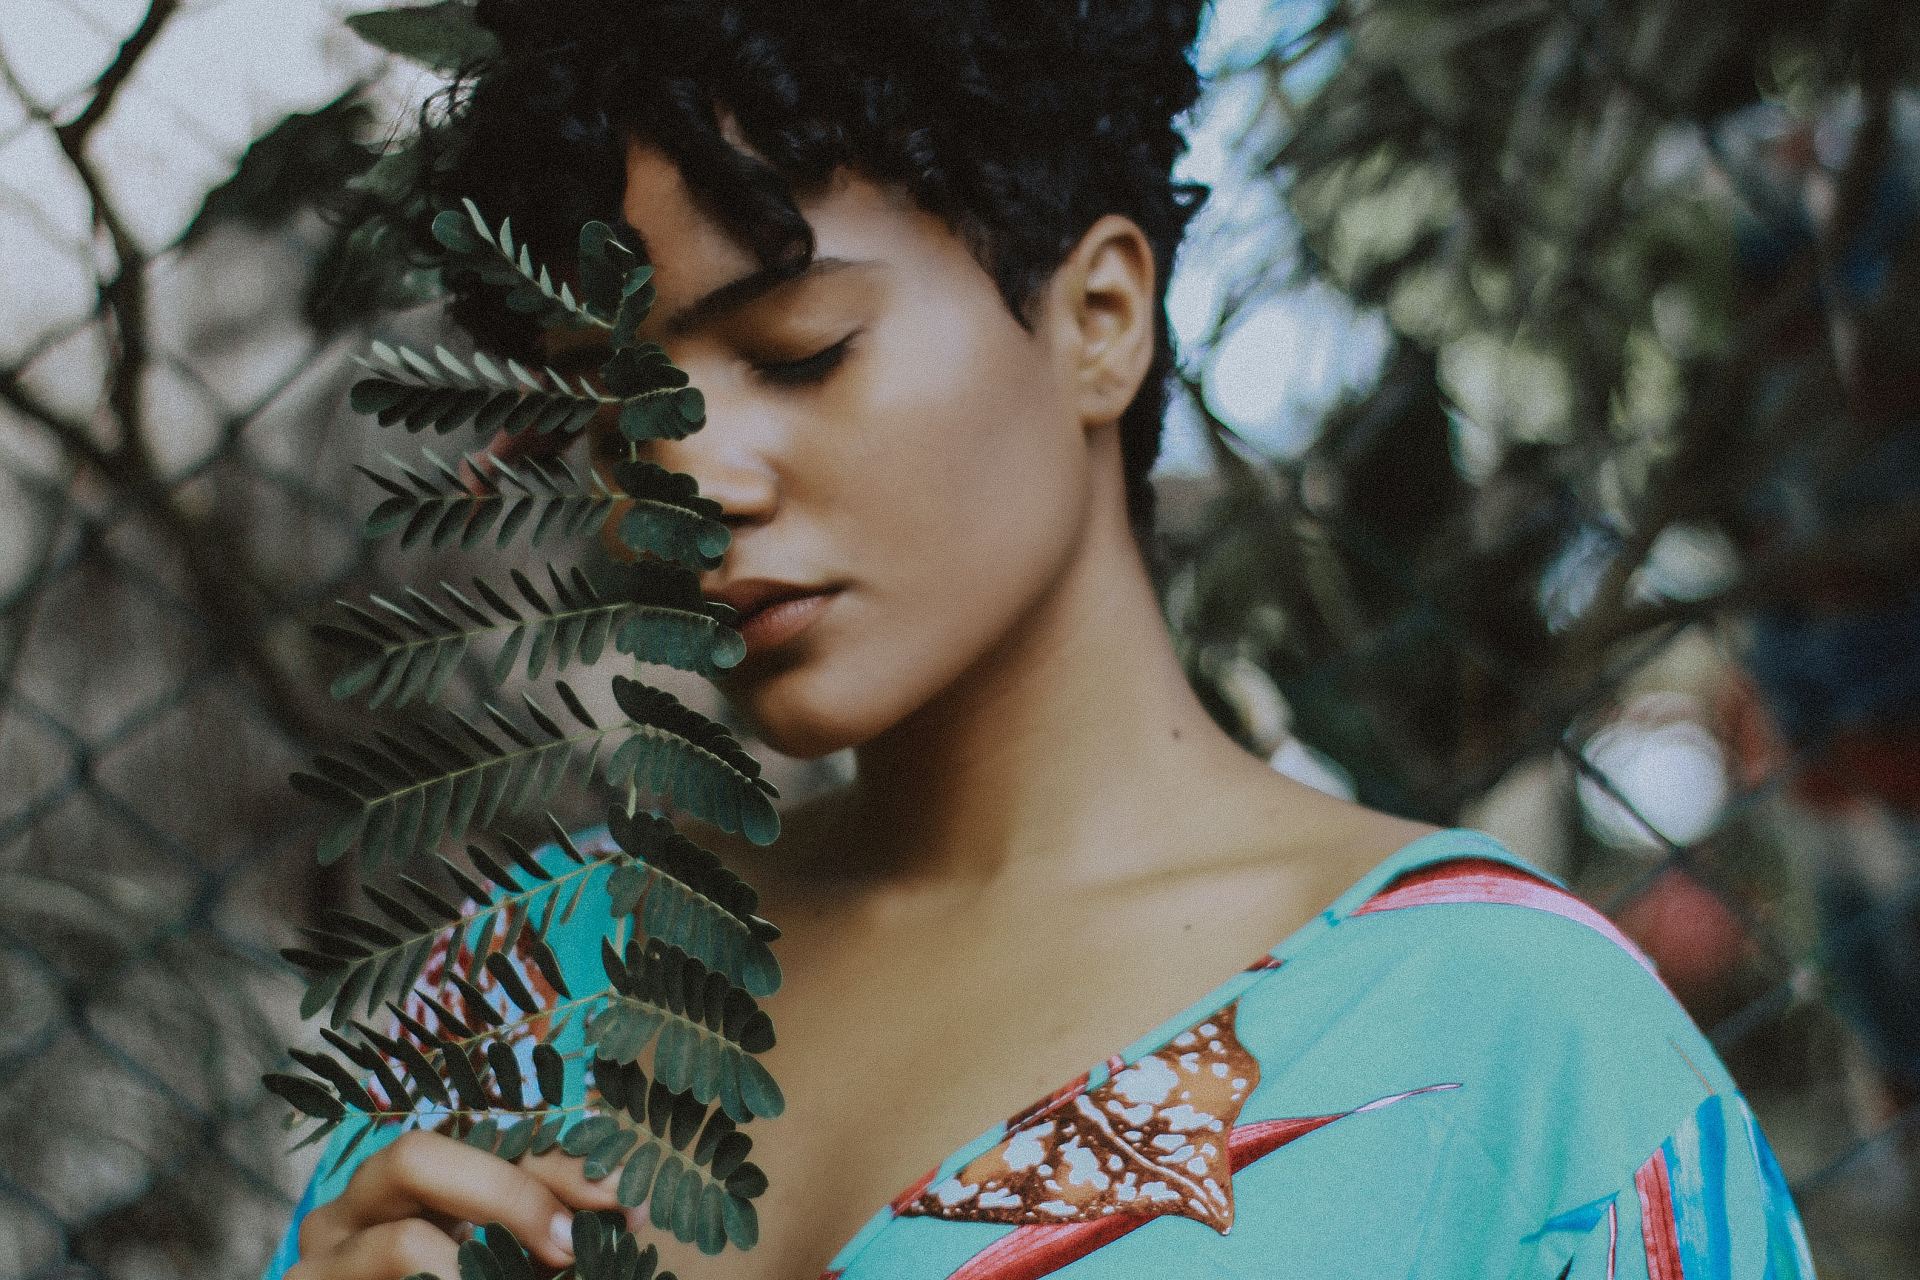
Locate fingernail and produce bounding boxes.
[549,1212,575,1259]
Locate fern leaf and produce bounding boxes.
[356,445,731,572]
[350,340,604,439]
[292,692,621,869]
[285,198,782,1270]
[605,808,781,996]
[287,848,622,1030]
[609,458,732,570]
[431,198,611,331]
[616,386,706,443]
[587,935,782,1122]
[358,449,613,551]
[568,1061,761,1254]
[605,676,780,844]
[320,560,739,708]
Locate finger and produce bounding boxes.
[296,1193,358,1262]
[334,1131,578,1269]
[519,1151,624,1212]
[519,1152,654,1244]
[303,1200,468,1263]
[296,1217,459,1280]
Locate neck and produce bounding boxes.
[841,476,1261,895]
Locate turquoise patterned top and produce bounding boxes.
[264,826,1816,1279]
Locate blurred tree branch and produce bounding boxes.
[0,2,345,744]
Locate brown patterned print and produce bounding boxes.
[369,908,565,1115]
[902,1003,1260,1234]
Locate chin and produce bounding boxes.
[719,665,890,761]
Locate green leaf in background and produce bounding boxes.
[180,89,373,248]
[346,2,499,74]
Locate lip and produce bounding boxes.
[708,577,830,617]
[710,580,841,662]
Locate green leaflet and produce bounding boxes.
[345,3,498,74]
[610,458,730,571]
[587,936,784,1123]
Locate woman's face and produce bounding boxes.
[595,138,1101,759]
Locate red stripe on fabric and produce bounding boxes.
[943,1217,1142,1280]
[889,1165,942,1215]
[1353,857,1665,983]
[1607,1199,1618,1280]
[1635,1149,1686,1280]
[1227,1114,1345,1168]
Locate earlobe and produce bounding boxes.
[1064,215,1157,429]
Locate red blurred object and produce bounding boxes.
[1613,867,1754,1006]
[1791,728,1920,811]
[1718,670,1920,813]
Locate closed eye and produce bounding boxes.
[755,334,856,387]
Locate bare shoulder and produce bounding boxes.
[1162,764,1442,910]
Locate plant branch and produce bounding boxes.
[0,368,119,478]
[53,0,180,149]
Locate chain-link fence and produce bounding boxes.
[3,2,1917,1278]
[3,6,378,1275]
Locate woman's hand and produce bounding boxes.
[286,1131,634,1280]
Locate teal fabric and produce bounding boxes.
[263,826,1816,1279]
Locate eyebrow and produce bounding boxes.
[659,255,870,338]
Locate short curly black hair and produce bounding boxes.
[419,0,1210,540]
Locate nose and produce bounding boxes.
[641,388,780,531]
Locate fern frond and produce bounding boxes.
[353,448,732,571]
[349,336,707,444]
[349,339,605,438]
[431,198,610,331]
[282,193,781,1272]
[610,458,732,570]
[275,1030,761,1255]
[574,1057,766,1252]
[613,384,707,445]
[605,807,782,997]
[588,934,783,1122]
[356,448,615,550]
[294,677,779,866]
[606,676,781,845]
[290,686,614,867]
[269,1032,583,1168]
[320,560,744,708]
[284,838,615,1026]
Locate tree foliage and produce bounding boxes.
[1169,0,1920,821]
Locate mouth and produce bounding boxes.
[718,585,842,662]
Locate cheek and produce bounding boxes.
[886,330,1083,582]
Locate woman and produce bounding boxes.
[269,2,1815,1277]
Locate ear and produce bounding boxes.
[1046,214,1157,431]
